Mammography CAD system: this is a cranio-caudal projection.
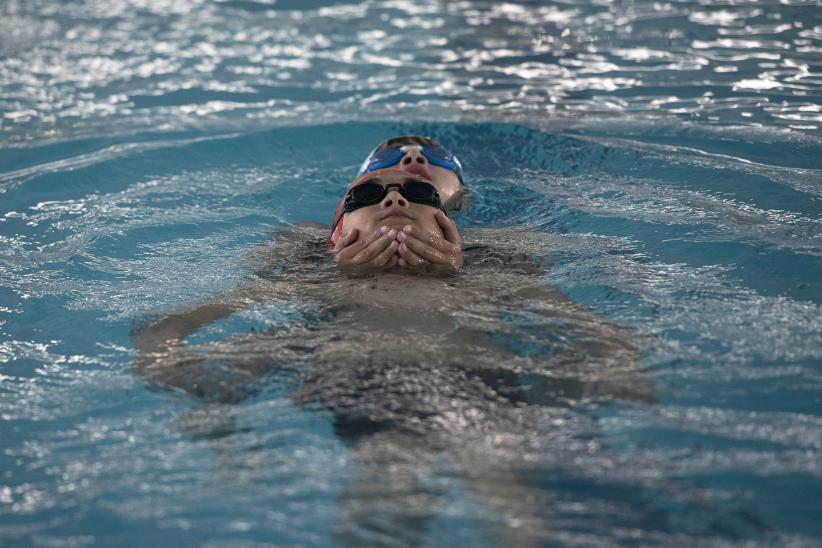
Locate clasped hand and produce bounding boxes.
[332,210,463,272]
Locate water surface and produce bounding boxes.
[2,1,821,546]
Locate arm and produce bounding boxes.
[132,223,326,401]
[500,280,655,403]
[133,294,244,355]
[462,226,654,403]
[132,282,281,402]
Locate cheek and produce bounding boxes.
[411,206,445,238]
[343,207,377,234]
[429,167,461,200]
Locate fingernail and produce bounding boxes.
[380,226,389,234]
[390,240,398,248]
[403,225,412,233]
[397,232,406,241]
[388,229,397,238]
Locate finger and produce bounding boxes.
[336,226,390,261]
[398,242,428,267]
[352,228,398,263]
[370,240,399,267]
[333,228,359,253]
[400,225,463,269]
[435,210,462,247]
[399,229,463,269]
[400,236,445,264]
[400,225,437,245]
[401,224,454,253]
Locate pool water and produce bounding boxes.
[2,1,821,546]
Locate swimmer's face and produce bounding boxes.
[393,146,463,209]
[341,170,446,238]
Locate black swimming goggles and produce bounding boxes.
[332,179,443,231]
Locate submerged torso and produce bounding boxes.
[212,225,647,439]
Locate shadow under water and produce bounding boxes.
[131,224,666,546]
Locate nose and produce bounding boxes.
[380,187,408,209]
[401,148,428,168]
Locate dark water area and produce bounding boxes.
[2,0,822,546]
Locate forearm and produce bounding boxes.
[131,278,287,352]
[131,299,256,403]
[502,280,655,402]
[132,302,238,354]
[131,225,323,399]
[130,281,273,386]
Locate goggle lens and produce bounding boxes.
[344,180,442,212]
[348,182,385,204]
[402,180,437,202]
[423,147,450,161]
[363,148,404,172]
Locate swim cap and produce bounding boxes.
[329,192,348,248]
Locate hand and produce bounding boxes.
[332,226,400,272]
[397,211,463,271]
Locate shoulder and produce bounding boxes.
[247,223,333,280]
[461,227,552,274]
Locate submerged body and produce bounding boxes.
[132,224,650,545]
[134,224,648,417]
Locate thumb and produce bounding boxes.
[333,228,358,252]
[435,211,461,246]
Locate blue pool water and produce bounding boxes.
[2,1,821,546]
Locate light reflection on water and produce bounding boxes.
[1,0,820,146]
[1,0,822,546]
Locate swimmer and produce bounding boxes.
[132,161,652,546]
[332,135,466,272]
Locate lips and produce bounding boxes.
[378,208,413,221]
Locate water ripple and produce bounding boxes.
[1,0,820,146]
